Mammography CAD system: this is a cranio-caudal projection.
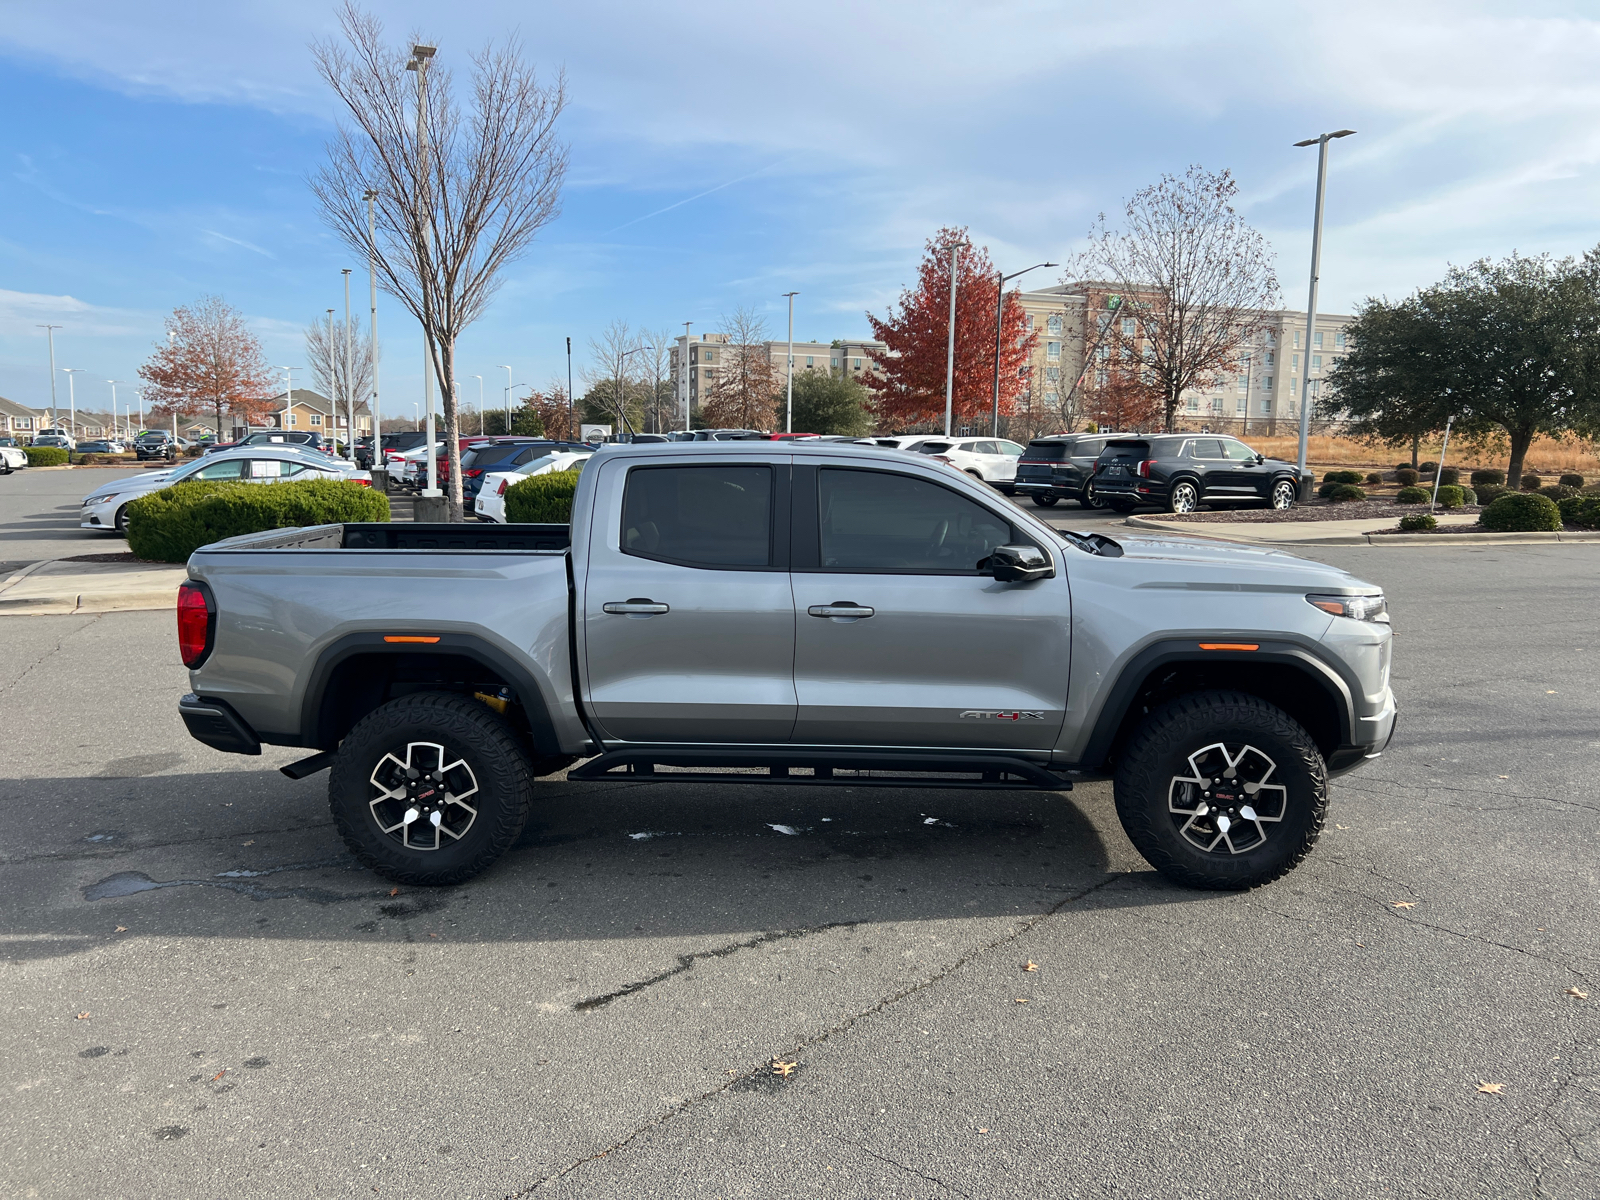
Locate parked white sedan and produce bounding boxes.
[912,437,1026,494]
[474,450,593,523]
[0,444,27,474]
[80,445,371,534]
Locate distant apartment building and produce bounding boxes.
[667,333,888,427]
[0,397,45,438]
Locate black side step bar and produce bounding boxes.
[567,747,1071,791]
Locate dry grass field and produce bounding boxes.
[1245,435,1600,477]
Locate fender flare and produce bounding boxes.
[299,631,562,755]
[1072,636,1359,772]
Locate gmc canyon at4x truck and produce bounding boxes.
[176,441,1396,891]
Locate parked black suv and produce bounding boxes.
[1013,434,1115,508]
[134,432,179,462]
[1091,434,1311,513]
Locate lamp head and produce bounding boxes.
[412,44,436,59]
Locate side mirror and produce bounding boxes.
[1255,453,1265,464]
[988,544,1054,582]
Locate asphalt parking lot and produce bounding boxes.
[0,464,149,571]
[3,536,1597,1199]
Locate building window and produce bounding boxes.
[1096,344,1110,361]
[853,358,861,370]
[1235,398,1246,415]
[1260,399,1270,414]
[805,356,813,367]
[1263,375,1273,390]
[1291,354,1299,372]
[831,358,839,369]
[1336,331,1347,350]
[1186,395,1199,412]
[1289,378,1296,395]
[1266,351,1275,367]
[1312,355,1322,371]
[1315,331,1324,349]
[1238,374,1248,390]
[1025,314,1035,331]
[1046,314,1062,334]
[285,413,297,427]
[1121,317,1135,336]
[1097,313,1113,334]
[1044,388,1059,403]
[1095,368,1108,388]
[310,413,323,426]
[1045,366,1060,382]
[1046,341,1061,361]
[1294,330,1301,348]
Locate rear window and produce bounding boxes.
[916,441,953,454]
[1099,440,1150,462]
[1022,441,1070,461]
[621,465,773,569]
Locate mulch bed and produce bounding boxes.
[1150,499,1482,524]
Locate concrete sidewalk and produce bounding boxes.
[0,558,186,615]
[1125,512,1600,546]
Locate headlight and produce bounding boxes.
[87,493,118,506]
[1307,593,1388,622]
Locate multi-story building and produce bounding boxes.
[667,334,888,428]
[266,388,372,439]
[0,397,45,439]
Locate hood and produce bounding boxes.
[82,471,177,502]
[1099,530,1379,593]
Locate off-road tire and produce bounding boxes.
[1113,690,1327,890]
[1030,494,1060,507]
[328,691,534,886]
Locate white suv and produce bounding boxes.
[912,437,1026,494]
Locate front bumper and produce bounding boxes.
[1326,688,1397,775]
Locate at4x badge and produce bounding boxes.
[960,710,1045,721]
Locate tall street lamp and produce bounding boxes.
[106,380,128,441]
[342,269,355,452]
[471,374,484,434]
[60,367,83,438]
[364,190,382,454]
[1291,128,1356,477]
[407,42,440,497]
[275,366,299,428]
[37,324,60,428]
[990,261,1056,437]
[944,238,972,437]
[678,322,691,432]
[781,291,798,434]
[566,337,575,440]
[619,345,649,438]
[496,365,513,433]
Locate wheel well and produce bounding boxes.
[1107,660,1342,766]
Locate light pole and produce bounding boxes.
[990,261,1055,437]
[37,324,60,428]
[406,43,440,498]
[342,269,355,453]
[61,368,83,439]
[781,292,798,433]
[412,402,420,430]
[1292,128,1355,477]
[275,366,298,428]
[471,375,484,434]
[496,365,513,434]
[944,239,971,436]
[565,337,575,440]
[679,321,692,431]
[364,189,381,453]
[134,389,144,436]
[106,381,127,441]
[619,345,649,438]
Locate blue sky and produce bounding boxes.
[2,0,1597,418]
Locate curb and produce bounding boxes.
[1123,516,1600,547]
[0,558,185,617]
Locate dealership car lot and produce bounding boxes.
[2,543,1596,1198]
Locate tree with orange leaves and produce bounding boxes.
[866,228,1036,432]
[137,296,279,440]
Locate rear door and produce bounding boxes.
[789,463,1070,751]
[582,457,797,744]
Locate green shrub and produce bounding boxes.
[1460,487,1477,505]
[504,468,581,523]
[1521,473,1542,490]
[1322,484,1365,503]
[1398,513,1437,532]
[1474,483,1506,505]
[1470,468,1505,488]
[1322,470,1364,485]
[1395,461,1412,471]
[184,444,203,457]
[1364,472,1383,486]
[1539,484,1581,501]
[1435,484,1466,508]
[25,446,68,466]
[1438,466,1460,486]
[126,478,389,563]
[1419,461,1438,474]
[1559,473,1586,488]
[1558,496,1600,528]
[1394,486,1429,503]
[1478,492,1561,533]
[1395,468,1419,487]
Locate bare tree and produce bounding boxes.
[583,320,643,435]
[1071,166,1279,432]
[304,315,377,425]
[311,3,569,519]
[701,305,777,430]
[639,329,674,433]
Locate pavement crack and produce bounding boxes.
[572,924,855,1011]
[1339,775,1600,817]
[506,870,1124,1196]
[0,613,102,696]
[0,820,340,866]
[845,1138,974,1196]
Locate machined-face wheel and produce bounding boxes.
[1271,479,1296,509]
[1082,480,1109,509]
[1168,742,1286,855]
[1169,481,1199,513]
[368,741,479,851]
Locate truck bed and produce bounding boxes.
[205,522,571,553]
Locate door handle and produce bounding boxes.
[603,599,670,615]
[808,603,874,619]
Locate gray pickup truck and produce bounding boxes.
[175,441,1395,891]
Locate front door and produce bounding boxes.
[789,464,1070,751]
[1221,439,1269,498]
[582,458,796,744]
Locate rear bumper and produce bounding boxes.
[179,693,262,756]
[1014,480,1081,498]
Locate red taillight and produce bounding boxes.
[356,478,371,487]
[1138,459,1158,477]
[496,479,508,496]
[177,581,214,669]
[465,468,483,477]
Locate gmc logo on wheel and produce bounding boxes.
[959,710,1045,721]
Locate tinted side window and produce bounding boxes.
[1225,441,1258,461]
[1190,439,1225,459]
[622,465,772,568]
[1076,439,1105,458]
[194,460,245,480]
[818,469,1012,574]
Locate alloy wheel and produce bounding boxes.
[1168,741,1286,855]
[1272,480,1296,509]
[368,741,480,852]
[1170,482,1198,513]
[1084,481,1109,509]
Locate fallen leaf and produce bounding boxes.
[1335,824,1349,830]
[428,932,439,939]
[75,1012,90,1020]
[1546,690,1557,695]
[1023,960,1038,973]
[1566,987,1589,999]
[114,926,127,933]
[389,887,399,897]
[212,1069,226,1082]
[772,1060,796,1077]
[1476,1081,1505,1094]
[1498,775,1509,779]
[1014,998,1030,1004]
[1392,901,1416,909]
[242,840,254,846]
[977,1127,989,1134]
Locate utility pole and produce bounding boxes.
[944,239,970,437]
[342,269,355,455]
[781,292,798,434]
[1241,335,1255,438]
[364,190,381,464]
[37,324,60,428]
[1292,128,1355,477]
[680,322,692,431]
[407,43,440,498]
[566,337,574,440]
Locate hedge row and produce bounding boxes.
[126,479,389,563]
[505,469,581,523]
[1559,495,1600,529]
[25,446,68,466]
